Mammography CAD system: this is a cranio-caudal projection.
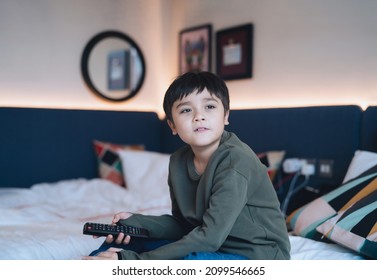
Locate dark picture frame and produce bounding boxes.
[108,49,130,90]
[179,24,212,74]
[216,23,253,80]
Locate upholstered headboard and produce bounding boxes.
[0,107,162,188]
[1,105,375,191]
[227,106,363,189]
[361,106,377,153]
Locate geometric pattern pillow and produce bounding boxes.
[93,140,144,187]
[257,150,285,182]
[286,164,377,240]
[342,150,377,183]
[316,188,377,259]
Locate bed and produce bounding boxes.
[0,105,376,260]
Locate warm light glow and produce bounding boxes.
[1,88,373,121]
[1,97,372,115]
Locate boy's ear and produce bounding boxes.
[224,110,230,125]
[167,119,178,135]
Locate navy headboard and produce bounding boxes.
[0,108,162,188]
[1,105,371,192]
[361,106,377,153]
[227,105,363,190]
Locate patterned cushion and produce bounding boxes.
[287,164,377,240]
[93,140,144,187]
[316,188,377,259]
[257,150,285,182]
[342,150,377,183]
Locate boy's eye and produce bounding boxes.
[206,104,216,109]
[180,108,191,114]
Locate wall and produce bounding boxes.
[176,0,377,110]
[0,0,176,116]
[1,0,376,117]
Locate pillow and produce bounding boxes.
[93,140,144,187]
[316,188,377,259]
[287,163,377,240]
[343,150,377,183]
[117,149,170,193]
[257,150,285,182]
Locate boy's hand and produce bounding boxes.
[105,232,131,245]
[82,247,121,260]
[103,212,133,244]
[112,212,133,224]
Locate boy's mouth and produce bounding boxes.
[194,127,208,132]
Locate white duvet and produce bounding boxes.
[0,179,363,260]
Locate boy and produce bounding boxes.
[84,71,291,260]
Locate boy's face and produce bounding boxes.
[167,89,229,151]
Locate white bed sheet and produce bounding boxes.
[0,179,364,260]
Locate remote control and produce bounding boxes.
[83,222,150,238]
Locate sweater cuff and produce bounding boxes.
[119,249,142,260]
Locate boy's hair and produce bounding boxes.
[163,71,230,122]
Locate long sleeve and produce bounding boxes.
[119,131,290,260]
[120,168,249,260]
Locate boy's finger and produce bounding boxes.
[123,235,131,245]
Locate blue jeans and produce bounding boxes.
[89,239,248,260]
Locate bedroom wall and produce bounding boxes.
[175,0,377,111]
[1,0,376,117]
[0,0,176,115]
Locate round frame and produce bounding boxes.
[81,30,146,102]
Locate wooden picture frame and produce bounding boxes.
[179,24,212,74]
[216,23,253,80]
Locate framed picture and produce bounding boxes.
[216,23,253,80]
[108,49,130,90]
[179,24,212,74]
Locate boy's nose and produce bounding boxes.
[194,112,205,122]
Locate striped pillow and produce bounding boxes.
[316,189,377,259]
[287,164,377,241]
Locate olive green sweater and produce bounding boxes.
[119,131,291,260]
